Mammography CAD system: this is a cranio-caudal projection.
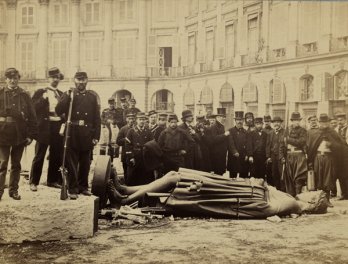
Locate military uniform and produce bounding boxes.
[0,68,38,199]
[125,126,154,186]
[335,121,348,199]
[228,126,249,178]
[55,87,101,195]
[149,123,165,142]
[100,105,120,160]
[124,107,141,117]
[116,123,133,181]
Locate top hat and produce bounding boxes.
[334,111,346,118]
[48,67,64,80]
[264,115,272,122]
[136,112,146,119]
[108,97,115,103]
[254,117,263,123]
[318,113,330,123]
[129,98,136,103]
[74,71,88,79]
[181,110,193,120]
[272,116,283,122]
[168,114,178,122]
[245,112,254,119]
[216,108,226,117]
[234,111,244,120]
[290,111,302,121]
[148,110,157,116]
[307,114,317,121]
[4,68,20,79]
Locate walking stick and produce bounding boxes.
[60,89,74,200]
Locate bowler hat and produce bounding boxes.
[290,111,302,121]
[216,108,226,117]
[148,110,157,116]
[234,111,244,120]
[136,112,146,119]
[168,114,178,122]
[264,115,272,122]
[181,110,193,120]
[319,113,330,123]
[4,68,20,79]
[254,117,263,123]
[334,112,346,118]
[272,116,283,122]
[74,71,88,79]
[48,67,64,80]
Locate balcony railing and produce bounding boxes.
[152,102,175,112]
[268,48,286,62]
[112,67,135,79]
[220,57,234,69]
[297,42,318,57]
[183,65,195,76]
[149,67,183,78]
[241,52,259,66]
[331,36,348,52]
[21,71,36,80]
[201,61,213,72]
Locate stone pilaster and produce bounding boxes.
[136,0,147,77]
[101,0,112,77]
[37,0,49,79]
[5,0,17,68]
[70,0,81,77]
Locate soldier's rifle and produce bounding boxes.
[60,89,74,200]
[281,101,290,181]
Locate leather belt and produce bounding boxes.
[49,116,61,122]
[0,116,15,122]
[71,120,91,127]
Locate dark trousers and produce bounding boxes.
[251,153,266,179]
[127,157,154,186]
[30,122,63,185]
[269,154,284,191]
[0,144,25,195]
[66,148,91,194]
[163,153,184,175]
[228,155,248,178]
[122,161,128,181]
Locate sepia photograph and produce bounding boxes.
[0,0,348,263]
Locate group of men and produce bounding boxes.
[1,66,348,204]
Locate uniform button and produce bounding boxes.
[85,113,87,115]
[77,112,79,114]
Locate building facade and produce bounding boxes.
[1,0,348,127]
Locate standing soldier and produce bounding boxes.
[30,67,65,191]
[334,112,348,200]
[158,114,195,174]
[227,111,248,178]
[266,116,285,190]
[307,113,344,206]
[114,97,128,129]
[124,98,141,117]
[280,112,308,197]
[209,108,229,175]
[178,110,199,169]
[247,117,268,179]
[55,72,101,199]
[0,68,37,200]
[125,112,154,186]
[116,113,135,182]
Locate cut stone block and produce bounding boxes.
[0,185,98,244]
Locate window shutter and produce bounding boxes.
[147,35,157,67]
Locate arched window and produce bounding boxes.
[151,89,175,112]
[334,70,348,99]
[183,88,195,112]
[242,81,258,102]
[300,74,314,101]
[220,82,234,103]
[200,86,213,105]
[270,78,286,104]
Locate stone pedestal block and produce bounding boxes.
[0,185,98,244]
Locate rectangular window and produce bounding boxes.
[85,39,100,62]
[21,41,34,72]
[0,4,5,27]
[205,30,214,62]
[119,0,134,22]
[85,2,100,25]
[53,4,68,26]
[225,24,235,59]
[248,16,258,53]
[52,39,68,72]
[22,6,34,26]
[188,34,196,65]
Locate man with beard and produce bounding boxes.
[227,111,248,178]
[263,115,273,135]
[178,110,199,169]
[307,115,319,132]
[279,112,308,197]
[209,108,230,175]
[0,68,37,200]
[30,67,65,191]
[56,72,101,199]
[307,114,344,206]
[114,97,128,129]
[125,98,141,117]
[116,113,135,182]
[247,117,268,179]
[207,113,216,126]
[266,116,285,190]
[125,112,154,186]
[158,114,195,174]
[148,110,161,141]
[245,112,255,132]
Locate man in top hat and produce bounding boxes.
[158,114,195,174]
[307,113,345,206]
[207,113,216,126]
[116,112,135,181]
[227,111,249,178]
[55,71,101,199]
[333,111,348,200]
[279,111,308,197]
[266,116,285,190]
[124,98,141,117]
[30,67,65,191]
[209,108,230,175]
[0,68,38,200]
[125,112,154,186]
[246,117,268,179]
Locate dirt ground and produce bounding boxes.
[1,145,348,264]
[1,199,348,264]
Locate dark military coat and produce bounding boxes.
[0,86,37,146]
[125,126,153,160]
[208,121,228,175]
[116,124,133,163]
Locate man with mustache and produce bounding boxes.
[55,72,101,199]
[30,67,65,191]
